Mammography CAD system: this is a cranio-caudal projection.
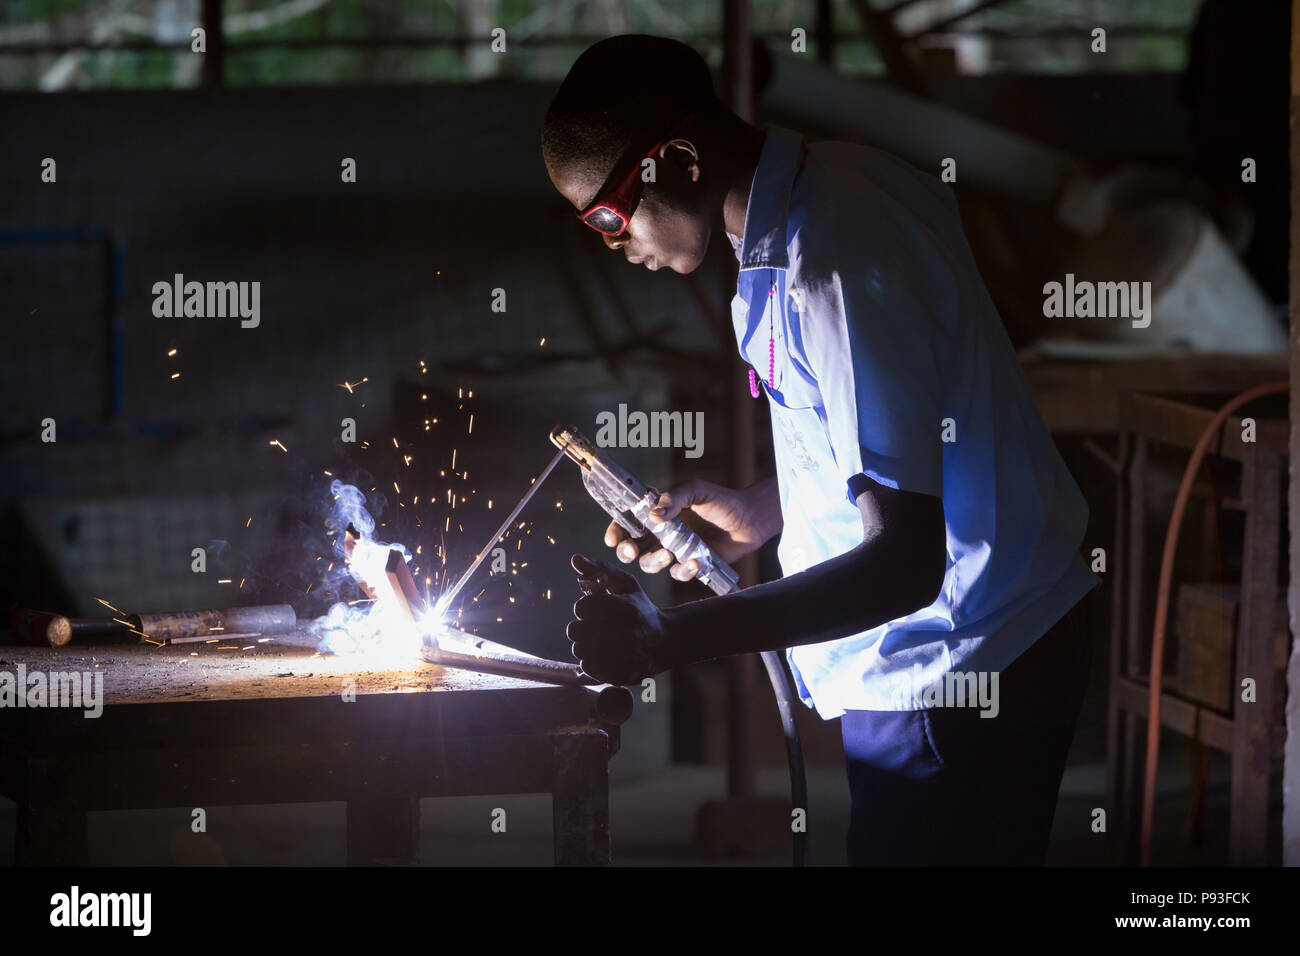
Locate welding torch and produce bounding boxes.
[550,426,740,596]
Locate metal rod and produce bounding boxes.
[434,447,566,615]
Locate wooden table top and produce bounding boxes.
[0,629,540,706]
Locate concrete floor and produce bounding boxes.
[0,751,1252,866]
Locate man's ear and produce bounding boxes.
[660,138,701,182]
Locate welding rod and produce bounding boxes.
[434,446,567,615]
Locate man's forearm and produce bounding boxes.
[663,533,943,665]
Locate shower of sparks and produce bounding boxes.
[270,439,288,453]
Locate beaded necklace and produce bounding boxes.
[747,270,777,398]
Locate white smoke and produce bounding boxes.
[309,479,427,658]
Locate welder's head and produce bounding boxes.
[542,35,728,275]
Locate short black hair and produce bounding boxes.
[542,35,724,183]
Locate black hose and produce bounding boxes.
[760,649,808,867]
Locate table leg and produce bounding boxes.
[16,758,88,865]
[346,796,420,866]
[551,731,611,866]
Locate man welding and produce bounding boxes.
[545,35,1098,866]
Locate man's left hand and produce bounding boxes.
[567,553,675,685]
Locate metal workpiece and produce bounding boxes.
[419,634,632,723]
[131,604,297,641]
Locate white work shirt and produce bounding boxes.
[730,127,1098,717]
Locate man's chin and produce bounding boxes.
[666,256,702,275]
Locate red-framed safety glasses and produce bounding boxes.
[578,115,695,237]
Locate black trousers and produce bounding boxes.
[840,597,1092,865]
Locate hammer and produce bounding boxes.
[7,604,298,646]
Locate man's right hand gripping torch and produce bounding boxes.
[552,423,808,866]
[550,425,740,597]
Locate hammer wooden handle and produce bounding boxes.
[7,609,133,647]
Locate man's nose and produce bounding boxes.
[603,231,628,251]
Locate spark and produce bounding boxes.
[246,516,253,527]
[217,578,231,584]
[468,414,474,434]
[270,439,288,453]
[170,372,181,380]
[96,598,123,614]
[339,377,369,393]
[539,337,546,346]
[394,481,401,494]
[545,589,552,600]
[167,348,178,357]
[239,578,246,588]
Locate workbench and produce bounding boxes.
[0,634,624,866]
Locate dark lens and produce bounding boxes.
[582,206,625,235]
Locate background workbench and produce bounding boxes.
[0,634,622,866]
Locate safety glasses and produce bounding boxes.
[578,116,694,237]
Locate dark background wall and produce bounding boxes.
[0,71,1200,780]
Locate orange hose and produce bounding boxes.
[1139,382,1289,865]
